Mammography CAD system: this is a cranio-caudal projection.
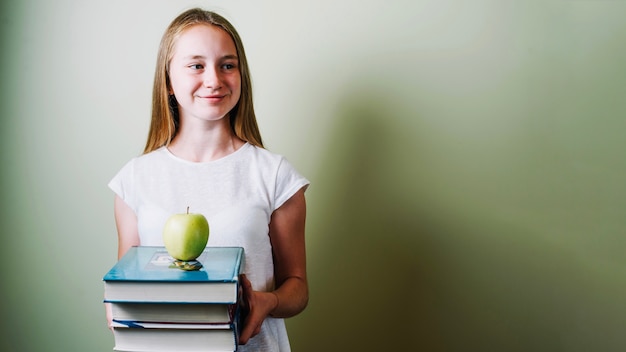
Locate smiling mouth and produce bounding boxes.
[198,95,227,103]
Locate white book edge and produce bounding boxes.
[112,321,232,330]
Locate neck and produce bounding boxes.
[168,119,244,162]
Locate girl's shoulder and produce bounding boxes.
[246,144,287,163]
[120,147,170,170]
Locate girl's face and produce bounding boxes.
[168,24,241,124]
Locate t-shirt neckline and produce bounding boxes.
[161,142,251,165]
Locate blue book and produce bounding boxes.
[109,302,236,324]
[111,320,240,352]
[103,246,245,304]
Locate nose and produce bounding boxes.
[203,66,222,90]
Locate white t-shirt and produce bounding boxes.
[109,143,309,351]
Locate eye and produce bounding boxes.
[189,64,204,70]
[221,63,237,70]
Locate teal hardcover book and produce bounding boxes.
[111,320,239,352]
[103,246,245,304]
[109,302,236,324]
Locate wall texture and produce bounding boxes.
[1,1,625,351]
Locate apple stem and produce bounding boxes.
[187,206,189,214]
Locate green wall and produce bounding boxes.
[2,1,625,351]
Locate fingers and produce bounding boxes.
[239,317,262,345]
[240,274,252,295]
[237,275,264,345]
[237,275,275,345]
[238,274,253,344]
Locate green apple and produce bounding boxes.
[162,207,209,261]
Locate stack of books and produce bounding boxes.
[103,246,245,352]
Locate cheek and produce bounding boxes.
[170,79,201,100]
[230,77,242,97]
[169,70,197,91]
[168,75,183,94]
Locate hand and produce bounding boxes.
[105,302,114,332]
[238,274,279,345]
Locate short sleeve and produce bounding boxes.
[108,158,137,213]
[273,157,310,211]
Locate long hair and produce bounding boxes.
[143,8,263,154]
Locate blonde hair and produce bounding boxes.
[144,8,263,153]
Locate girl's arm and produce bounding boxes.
[268,187,309,316]
[239,187,308,344]
[106,195,140,330]
[114,194,140,259]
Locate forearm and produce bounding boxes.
[105,302,113,331]
[267,188,309,318]
[114,195,140,259]
[270,276,308,318]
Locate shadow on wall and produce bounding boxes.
[286,78,626,351]
[290,86,450,350]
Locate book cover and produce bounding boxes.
[110,302,235,324]
[111,294,243,351]
[103,246,245,304]
[111,321,239,352]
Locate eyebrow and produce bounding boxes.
[183,54,238,61]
